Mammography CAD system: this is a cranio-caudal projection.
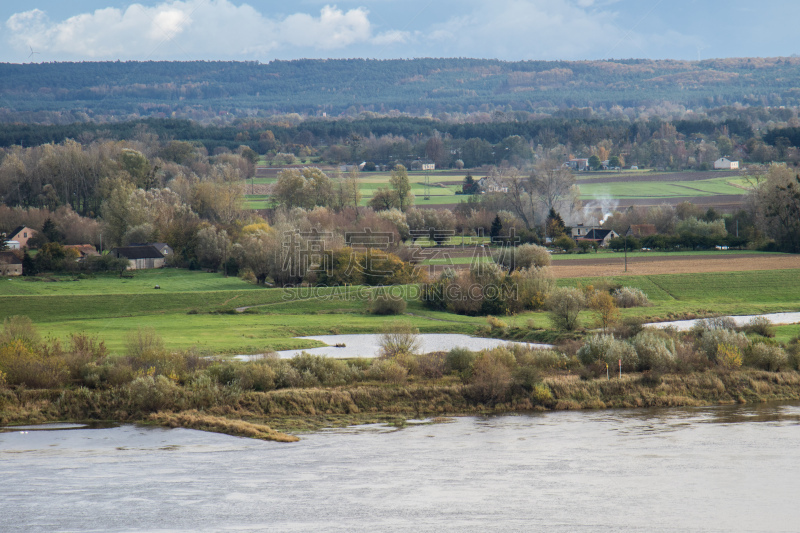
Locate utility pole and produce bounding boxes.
[624,229,628,273]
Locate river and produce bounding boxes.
[2,403,800,532]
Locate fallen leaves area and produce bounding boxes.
[550,253,800,278]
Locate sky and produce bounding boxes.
[1,0,799,64]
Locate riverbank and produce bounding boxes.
[5,369,800,440]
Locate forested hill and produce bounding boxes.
[2,57,800,123]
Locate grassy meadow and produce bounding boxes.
[245,167,752,209]
[2,265,800,356]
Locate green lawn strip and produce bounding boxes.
[37,309,483,355]
[774,324,800,344]
[0,270,262,296]
[578,177,746,199]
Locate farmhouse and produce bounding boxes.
[714,157,739,170]
[0,251,23,276]
[411,160,435,171]
[571,224,598,238]
[111,245,167,270]
[6,226,37,248]
[577,228,619,247]
[565,158,589,171]
[476,176,508,193]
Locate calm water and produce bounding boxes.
[2,404,800,532]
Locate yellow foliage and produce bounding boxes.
[717,343,743,369]
[242,222,271,235]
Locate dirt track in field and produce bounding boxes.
[550,253,800,278]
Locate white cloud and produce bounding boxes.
[424,0,692,60]
[5,1,379,60]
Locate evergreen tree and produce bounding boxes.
[490,214,503,239]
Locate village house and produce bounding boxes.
[6,226,37,248]
[564,158,589,171]
[476,176,508,193]
[577,228,619,247]
[410,160,435,171]
[571,223,598,239]
[713,157,739,170]
[0,251,23,276]
[111,245,167,270]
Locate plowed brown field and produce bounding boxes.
[550,253,800,278]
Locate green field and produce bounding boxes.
[578,176,748,199]
[2,266,800,355]
[246,169,753,209]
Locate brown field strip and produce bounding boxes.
[550,254,800,278]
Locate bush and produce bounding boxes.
[492,243,551,271]
[469,349,516,402]
[553,235,576,252]
[289,352,357,386]
[369,295,407,315]
[695,328,749,362]
[614,316,645,339]
[577,334,638,371]
[631,330,676,371]
[612,287,650,308]
[234,361,277,391]
[510,266,555,311]
[691,316,737,336]
[126,375,184,413]
[0,339,69,388]
[1,315,41,347]
[445,347,476,375]
[744,343,788,371]
[415,351,447,378]
[367,359,408,384]
[379,321,421,358]
[547,287,586,331]
[740,316,775,338]
[717,343,743,369]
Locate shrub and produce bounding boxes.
[0,339,69,388]
[547,287,586,331]
[553,235,576,252]
[577,334,638,371]
[588,290,620,333]
[695,328,748,362]
[717,343,743,369]
[412,351,446,378]
[0,315,41,347]
[234,361,277,391]
[614,316,645,339]
[369,294,407,315]
[744,343,788,371]
[612,287,650,308]
[492,243,551,271]
[289,352,357,386]
[511,345,573,371]
[367,359,408,384]
[512,365,541,391]
[740,316,775,338]
[379,321,421,358]
[510,266,555,311]
[631,330,676,371]
[469,349,516,402]
[691,316,737,336]
[126,375,184,413]
[445,347,476,375]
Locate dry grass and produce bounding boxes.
[148,410,299,442]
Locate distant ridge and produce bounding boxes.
[1,57,799,123]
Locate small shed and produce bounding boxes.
[111,245,166,270]
[714,157,739,170]
[0,251,23,276]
